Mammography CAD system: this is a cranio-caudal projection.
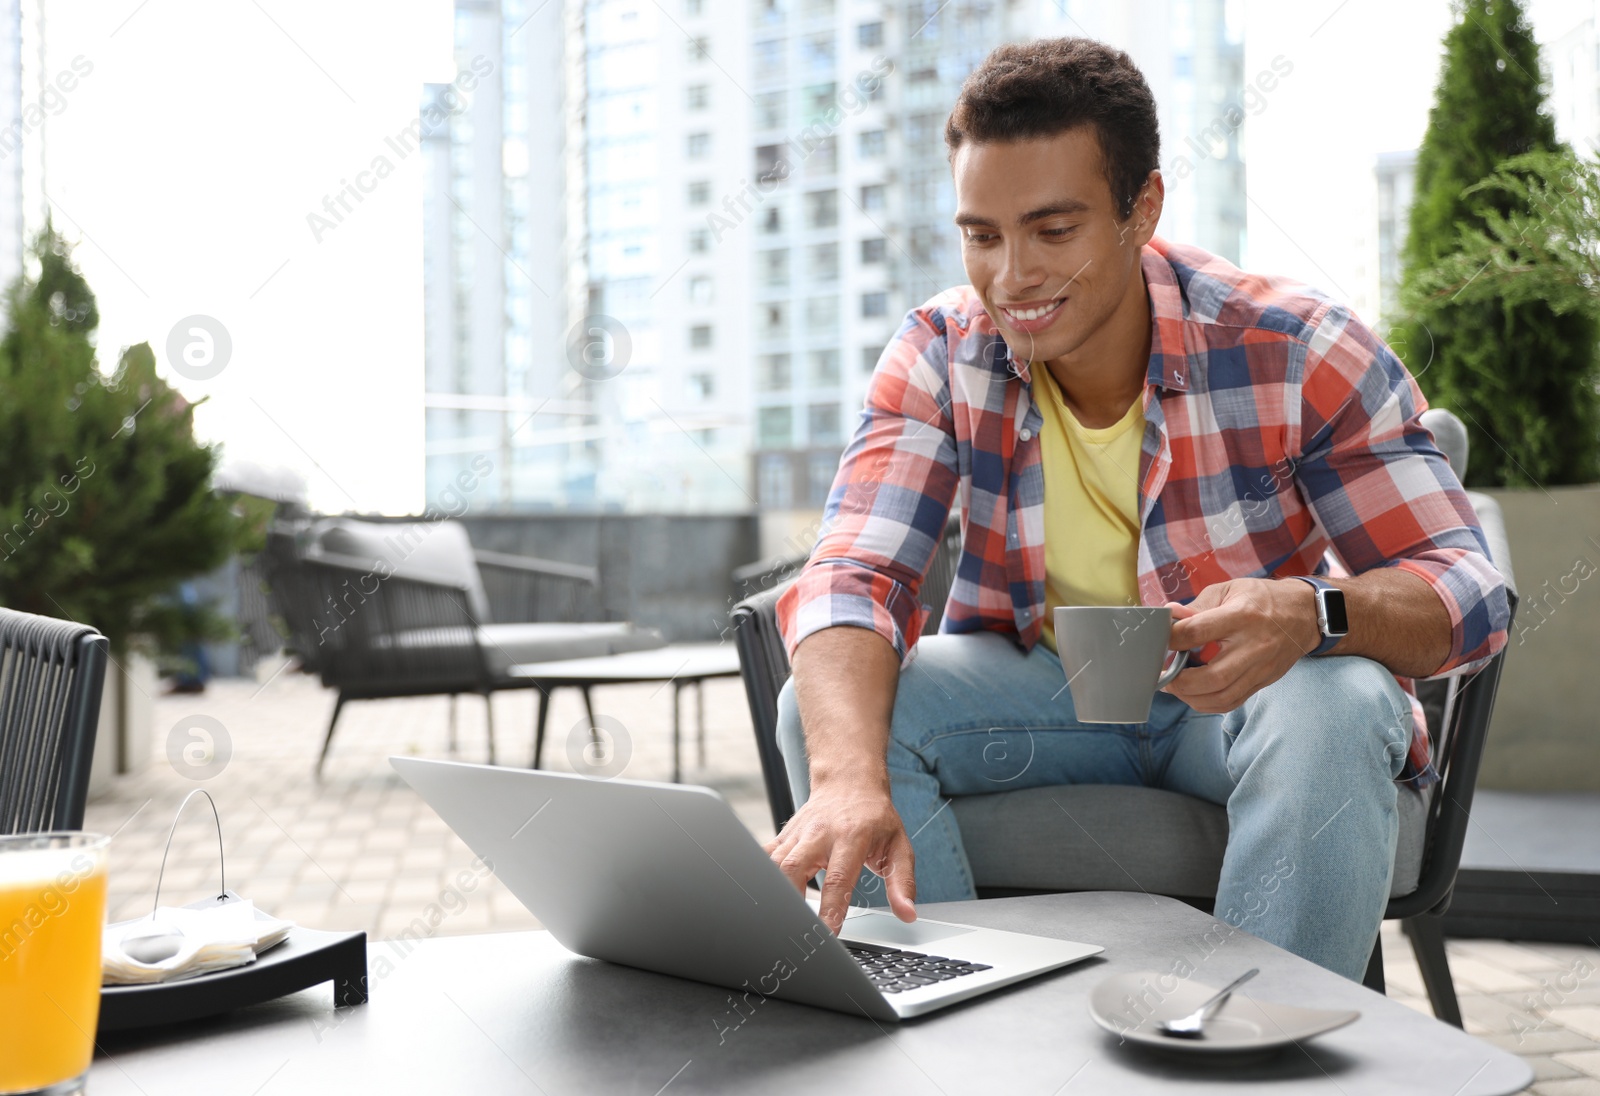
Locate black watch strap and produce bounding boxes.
[1290,575,1347,656]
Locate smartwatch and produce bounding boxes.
[1290,575,1349,656]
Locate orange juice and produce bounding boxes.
[0,833,108,1095]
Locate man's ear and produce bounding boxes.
[1128,169,1164,242]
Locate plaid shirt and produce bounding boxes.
[776,237,1511,791]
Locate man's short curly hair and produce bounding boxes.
[945,37,1160,221]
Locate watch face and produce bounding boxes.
[1322,589,1349,635]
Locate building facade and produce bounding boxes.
[423,0,1250,525]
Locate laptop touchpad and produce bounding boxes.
[843,911,976,948]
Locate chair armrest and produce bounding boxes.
[472,549,599,584]
[472,549,606,624]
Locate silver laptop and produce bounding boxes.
[390,756,1103,1020]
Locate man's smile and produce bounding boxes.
[999,297,1067,333]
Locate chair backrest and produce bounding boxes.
[731,514,963,832]
[1390,490,1518,918]
[0,609,108,834]
[299,553,489,696]
[307,517,493,622]
[259,520,327,673]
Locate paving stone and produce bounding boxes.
[1529,1056,1586,1082]
[1556,1051,1600,1080]
[1452,939,1577,975]
[1531,1078,1600,1096]
[1552,1009,1600,1042]
[1450,956,1547,994]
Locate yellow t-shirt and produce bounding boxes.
[1035,365,1145,653]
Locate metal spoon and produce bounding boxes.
[121,922,185,964]
[1156,968,1259,1038]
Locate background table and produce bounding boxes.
[512,641,742,782]
[89,891,1532,1094]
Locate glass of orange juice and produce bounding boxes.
[0,833,109,1096]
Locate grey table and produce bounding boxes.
[89,892,1532,1094]
[511,642,742,783]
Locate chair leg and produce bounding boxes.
[448,694,459,756]
[532,687,550,770]
[483,692,497,766]
[581,686,600,749]
[1362,931,1386,994]
[697,678,707,768]
[316,693,347,779]
[1403,915,1463,1028]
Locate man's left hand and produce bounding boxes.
[1162,578,1321,714]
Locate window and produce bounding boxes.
[755,90,785,130]
[685,0,703,14]
[860,237,887,264]
[859,184,886,213]
[760,204,783,234]
[754,39,784,78]
[803,33,835,74]
[809,241,838,281]
[858,129,886,157]
[686,83,709,110]
[809,348,840,385]
[688,228,710,253]
[806,295,839,327]
[756,143,790,183]
[688,275,714,304]
[689,372,715,399]
[759,406,793,449]
[805,189,838,228]
[753,0,784,27]
[690,324,713,348]
[861,291,888,318]
[801,0,833,18]
[687,132,711,159]
[759,352,792,391]
[759,453,793,506]
[807,452,839,506]
[906,111,942,148]
[687,36,710,63]
[808,402,841,445]
[804,135,837,176]
[801,82,836,125]
[861,346,880,373]
[760,248,789,287]
[758,302,788,338]
[688,180,711,205]
[856,20,883,48]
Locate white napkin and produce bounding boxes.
[103,900,294,985]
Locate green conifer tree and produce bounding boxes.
[0,222,252,653]
[1394,0,1600,486]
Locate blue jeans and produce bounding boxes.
[775,631,1415,982]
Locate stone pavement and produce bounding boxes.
[84,663,1600,1095]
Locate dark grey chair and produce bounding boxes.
[259,516,666,775]
[0,608,108,834]
[732,412,1515,1027]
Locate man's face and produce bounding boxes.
[952,126,1160,366]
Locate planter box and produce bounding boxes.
[87,651,159,799]
[1478,483,1600,792]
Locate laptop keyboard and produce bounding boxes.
[844,940,993,994]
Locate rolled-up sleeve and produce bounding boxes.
[1291,303,1510,677]
[775,305,961,668]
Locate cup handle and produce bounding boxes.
[1156,649,1190,690]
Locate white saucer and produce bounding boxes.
[1089,970,1359,1059]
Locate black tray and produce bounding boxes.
[98,926,368,1031]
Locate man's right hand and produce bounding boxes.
[762,778,917,936]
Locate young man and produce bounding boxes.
[764,37,1509,982]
